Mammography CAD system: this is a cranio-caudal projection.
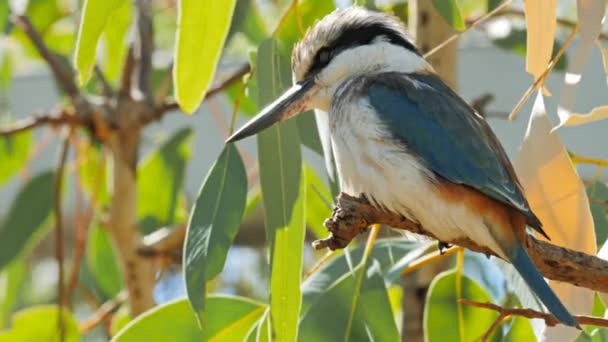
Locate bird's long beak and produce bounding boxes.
[226,78,318,143]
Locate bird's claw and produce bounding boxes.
[438,241,452,255]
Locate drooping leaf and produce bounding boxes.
[431,0,465,31]
[269,172,306,342]
[0,306,79,341]
[299,260,399,341]
[0,171,54,270]
[424,270,499,341]
[515,92,595,340]
[86,224,123,298]
[102,0,132,83]
[522,0,557,80]
[74,0,124,84]
[303,165,332,239]
[0,259,26,328]
[112,296,265,342]
[137,128,192,234]
[0,131,31,186]
[184,144,247,321]
[174,0,237,113]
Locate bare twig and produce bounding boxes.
[79,291,128,333]
[481,313,511,342]
[120,46,136,97]
[0,110,82,136]
[135,0,154,97]
[12,16,80,101]
[54,129,72,342]
[157,63,251,114]
[459,299,608,328]
[315,193,608,294]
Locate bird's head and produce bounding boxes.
[227,7,428,143]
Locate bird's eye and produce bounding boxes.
[318,48,332,65]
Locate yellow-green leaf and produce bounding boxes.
[102,0,132,83]
[0,306,79,342]
[431,0,465,31]
[174,0,237,114]
[74,0,124,84]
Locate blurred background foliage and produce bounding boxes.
[0,0,607,341]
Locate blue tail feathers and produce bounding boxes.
[508,243,579,328]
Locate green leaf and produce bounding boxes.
[174,0,237,113]
[0,259,26,328]
[503,316,535,341]
[184,144,248,322]
[432,0,465,31]
[86,224,123,298]
[299,260,399,341]
[302,239,427,313]
[424,270,499,342]
[0,132,31,186]
[269,171,306,342]
[227,0,267,45]
[255,38,302,247]
[138,128,192,234]
[487,0,502,11]
[0,2,8,31]
[112,296,265,342]
[102,0,132,83]
[588,181,608,247]
[0,306,79,341]
[74,0,124,84]
[303,165,332,239]
[296,113,323,154]
[0,171,54,270]
[78,142,110,206]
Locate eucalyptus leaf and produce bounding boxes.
[174,0,237,113]
[0,131,31,186]
[431,0,465,31]
[0,306,79,341]
[184,144,247,321]
[86,224,123,298]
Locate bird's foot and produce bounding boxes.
[438,241,452,255]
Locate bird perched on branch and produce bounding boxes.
[227,7,578,327]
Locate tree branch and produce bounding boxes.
[459,299,608,328]
[120,46,136,97]
[314,193,608,294]
[13,16,80,101]
[156,63,251,115]
[0,110,82,136]
[135,0,154,97]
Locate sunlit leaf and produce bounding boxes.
[78,142,110,206]
[503,316,535,341]
[0,171,54,270]
[0,259,26,328]
[556,0,606,128]
[138,128,192,234]
[102,0,132,83]
[112,296,265,342]
[86,224,123,298]
[0,131,31,186]
[184,144,247,321]
[303,165,331,239]
[269,172,306,342]
[431,0,465,31]
[300,260,399,341]
[74,0,124,84]
[0,306,79,341]
[515,92,595,340]
[174,0,237,113]
[424,270,498,341]
[522,0,557,80]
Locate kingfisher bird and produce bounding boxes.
[226,7,577,327]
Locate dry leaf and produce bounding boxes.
[515,91,596,339]
[523,0,557,80]
[556,0,606,128]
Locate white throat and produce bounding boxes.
[308,42,433,112]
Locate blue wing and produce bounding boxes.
[359,72,545,235]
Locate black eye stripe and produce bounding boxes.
[304,22,420,78]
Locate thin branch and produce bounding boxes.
[94,65,114,98]
[135,0,154,97]
[12,16,80,100]
[79,291,128,333]
[154,62,173,106]
[459,299,608,328]
[119,46,136,97]
[481,313,511,342]
[0,111,82,136]
[156,63,251,114]
[315,193,608,294]
[54,130,72,342]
